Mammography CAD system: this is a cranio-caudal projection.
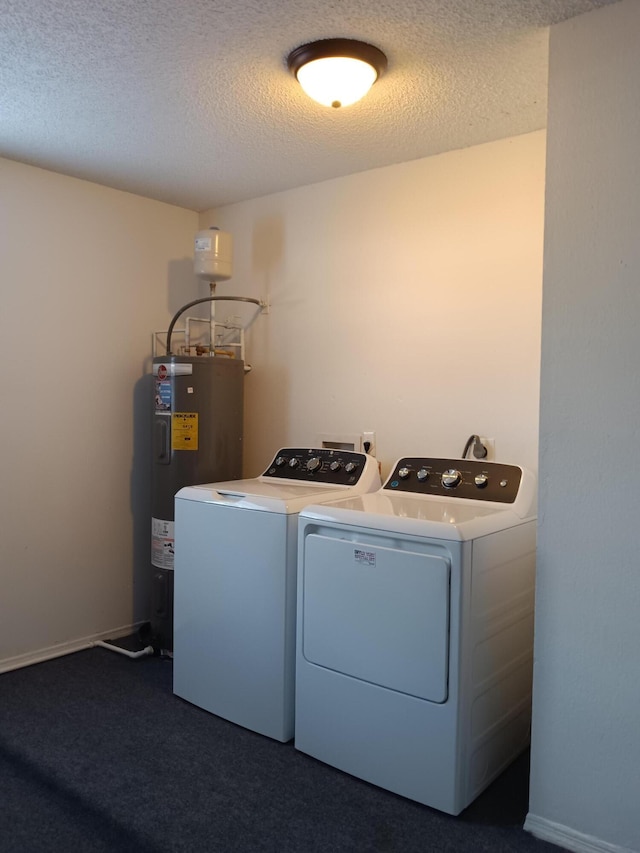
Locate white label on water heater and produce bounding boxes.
[151,518,175,570]
[152,363,193,377]
[194,236,212,252]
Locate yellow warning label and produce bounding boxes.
[172,412,198,450]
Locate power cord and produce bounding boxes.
[461,434,488,459]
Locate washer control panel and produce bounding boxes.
[384,457,522,503]
[262,448,370,486]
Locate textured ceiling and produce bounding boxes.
[1,0,619,211]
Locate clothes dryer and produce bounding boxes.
[173,448,381,742]
[295,456,536,814]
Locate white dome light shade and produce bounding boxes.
[287,39,387,109]
[296,56,378,108]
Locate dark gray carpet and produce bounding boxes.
[0,649,560,852]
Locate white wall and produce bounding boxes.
[0,159,198,670]
[527,2,640,852]
[201,131,546,479]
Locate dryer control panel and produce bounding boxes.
[384,457,522,504]
[262,448,372,486]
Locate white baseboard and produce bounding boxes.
[0,622,147,674]
[525,813,637,853]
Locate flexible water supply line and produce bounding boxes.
[93,640,154,660]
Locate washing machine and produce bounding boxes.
[172,447,381,742]
[295,455,537,815]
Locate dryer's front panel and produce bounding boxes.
[302,532,450,703]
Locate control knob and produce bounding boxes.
[398,467,411,480]
[306,456,322,473]
[416,468,429,482]
[474,473,489,489]
[441,468,462,488]
[344,461,358,474]
[288,458,300,469]
[329,460,342,472]
[275,456,287,467]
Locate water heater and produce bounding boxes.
[150,354,244,652]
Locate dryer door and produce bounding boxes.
[301,533,450,703]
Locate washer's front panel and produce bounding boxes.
[173,500,296,741]
[302,533,450,703]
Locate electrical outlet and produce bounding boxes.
[479,437,495,460]
[362,431,376,457]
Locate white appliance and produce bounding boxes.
[173,447,381,742]
[295,456,537,815]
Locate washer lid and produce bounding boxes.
[176,479,371,514]
[300,491,524,540]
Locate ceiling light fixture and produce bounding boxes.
[287,38,387,109]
